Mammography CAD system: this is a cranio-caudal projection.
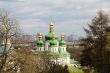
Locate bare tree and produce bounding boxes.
[0,9,56,73]
[0,9,20,73]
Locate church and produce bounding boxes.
[35,22,70,65]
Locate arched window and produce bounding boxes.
[44,48,45,51]
[40,48,41,51]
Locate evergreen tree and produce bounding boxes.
[104,27,110,73]
[81,10,110,73]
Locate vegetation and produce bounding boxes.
[0,9,20,73]
[0,8,110,73]
[18,49,70,73]
[81,10,110,73]
[68,66,83,73]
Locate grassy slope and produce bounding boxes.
[68,66,84,73]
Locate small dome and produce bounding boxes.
[50,40,58,47]
[59,40,66,46]
[36,40,44,47]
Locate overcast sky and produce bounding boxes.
[0,0,110,37]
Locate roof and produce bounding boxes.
[70,60,80,64]
[36,40,44,47]
[34,51,70,58]
[50,39,58,47]
[45,32,56,41]
[59,40,66,47]
[0,45,10,54]
[49,51,70,58]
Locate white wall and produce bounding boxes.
[50,47,58,52]
[36,47,44,51]
[59,47,66,52]
[52,57,70,65]
[45,42,49,51]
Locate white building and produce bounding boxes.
[35,22,70,65]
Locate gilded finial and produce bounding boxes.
[50,22,54,32]
[52,32,55,40]
[38,32,42,40]
[3,24,8,33]
[61,33,64,40]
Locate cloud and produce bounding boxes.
[0,0,110,36]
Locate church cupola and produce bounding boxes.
[45,22,57,41]
[52,32,55,40]
[2,24,11,45]
[38,33,42,40]
[61,33,64,41]
[50,33,58,47]
[36,33,44,47]
[2,24,8,33]
[59,33,66,47]
[50,22,54,32]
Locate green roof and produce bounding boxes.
[49,51,70,58]
[34,51,70,58]
[70,60,80,64]
[59,40,66,46]
[45,32,57,41]
[36,40,44,47]
[50,40,58,47]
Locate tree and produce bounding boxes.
[104,27,110,73]
[0,9,69,73]
[14,47,39,73]
[34,51,69,73]
[0,9,20,73]
[81,10,110,73]
[14,48,69,73]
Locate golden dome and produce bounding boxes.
[38,32,42,40]
[50,22,54,32]
[61,33,65,40]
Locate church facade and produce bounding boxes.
[35,22,70,65]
